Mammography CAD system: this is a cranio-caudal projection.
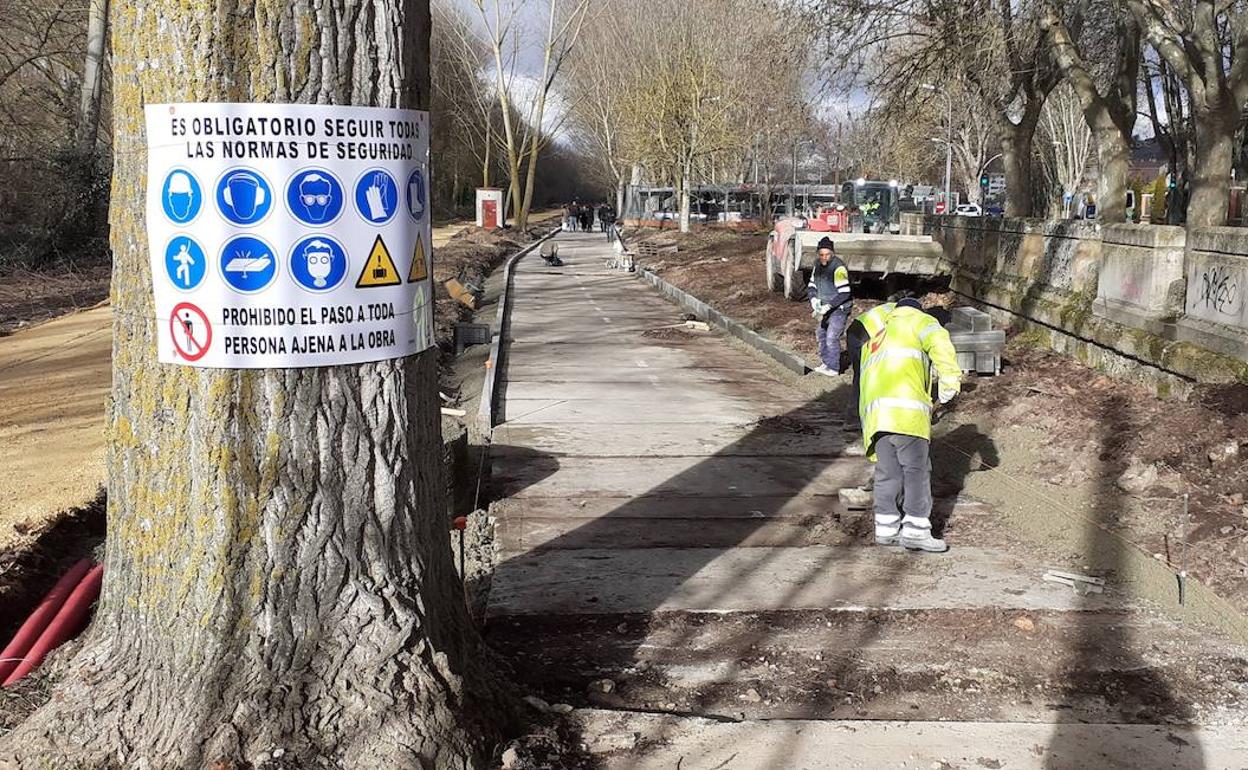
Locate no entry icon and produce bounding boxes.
[169,302,212,362]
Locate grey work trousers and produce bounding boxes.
[872,433,933,539]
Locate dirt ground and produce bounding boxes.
[0,264,111,337]
[625,226,1248,615]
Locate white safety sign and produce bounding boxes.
[145,102,433,368]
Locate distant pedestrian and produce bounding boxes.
[579,204,592,232]
[563,203,575,231]
[859,297,961,553]
[806,236,853,376]
[600,204,616,239]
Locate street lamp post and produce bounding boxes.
[923,83,952,211]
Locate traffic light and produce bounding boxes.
[980,175,990,187]
[1167,176,1177,190]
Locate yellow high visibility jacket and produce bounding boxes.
[854,302,895,338]
[859,305,962,459]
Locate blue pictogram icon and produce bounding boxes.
[216,169,273,225]
[355,169,399,224]
[219,235,278,293]
[161,169,202,224]
[289,235,348,293]
[406,167,427,222]
[165,235,206,291]
[286,169,344,225]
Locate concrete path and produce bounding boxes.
[485,231,1248,767]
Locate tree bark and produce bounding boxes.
[75,0,109,156]
[1000,117,1038,217]
[1188,109,1236,228]
[679,156,692,233]
[0,2,506,768]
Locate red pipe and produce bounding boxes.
[3,563,103,687]
[0,558,92,683]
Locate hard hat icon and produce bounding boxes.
[166,171,196,221]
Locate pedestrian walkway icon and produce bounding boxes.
[356,235,402,288]
[220,235,278,293]
[287,169,344,225]
[355,169,399,224]
[169,301,211,362]
[290,235,348,292]
[216,169,272,225]
[408,233,428,282]
[164,236,206,291]
[162,169,202,224]
[406,168,426,222]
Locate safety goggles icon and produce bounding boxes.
[301,194,331,206]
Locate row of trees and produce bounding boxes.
[564,0,815,233]
[0,0,110,268]
[819,0,1248,227]
[431,0,594,228]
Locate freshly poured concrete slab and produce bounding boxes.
[500,379,816,403]
[496,514,853,552]
[501,364,777,383]
[492,423,851,457]
[490,495,846,521]
[492,455,866,498]
[499,398,818,425]
[488,545,1124,616]
[573,710,1243,769]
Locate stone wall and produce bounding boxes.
[927,215,1248,394]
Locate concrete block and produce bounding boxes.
[1094,224,1186,325]
[1177,227,1248,363]
[951,306,991,332]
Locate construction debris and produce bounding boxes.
[1042,569,1106,594]
[839,487,873,510]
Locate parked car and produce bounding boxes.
[954,203,983,217]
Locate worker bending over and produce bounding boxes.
[845,299,896,427]
[807,237,853,376]
[859,297,961,553]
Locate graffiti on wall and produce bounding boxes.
[1193,264,1241,317]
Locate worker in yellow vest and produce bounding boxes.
[859,298,962,552]
[845,300,896,427]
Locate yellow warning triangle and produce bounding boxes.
[408,233,429,282]
[356,235,402,288]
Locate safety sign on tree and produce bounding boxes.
[144,103,433,368]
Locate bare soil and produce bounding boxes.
[0,263,111,336]
[626,226,1248,615]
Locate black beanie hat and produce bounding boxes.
[817,237,835,251]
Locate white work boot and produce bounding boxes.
[875,533,902,547]
[901,533,949,553]
[812,364,838,377]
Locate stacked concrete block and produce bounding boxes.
[946,306,1005,375]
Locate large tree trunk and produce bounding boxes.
[1188,108,1236,228]
[0,2,506,768]
[999,117,1038,217]
[1095,124,1130,223]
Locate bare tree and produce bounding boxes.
[75,0,108,155]
[1039,82,1095,216]
[1043,0,1140,223]
[817,0,1060,216]
[0,1,508,766]
[1126,0,1248,227]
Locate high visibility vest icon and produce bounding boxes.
[357,235,402,288]
[408,233,428,282]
